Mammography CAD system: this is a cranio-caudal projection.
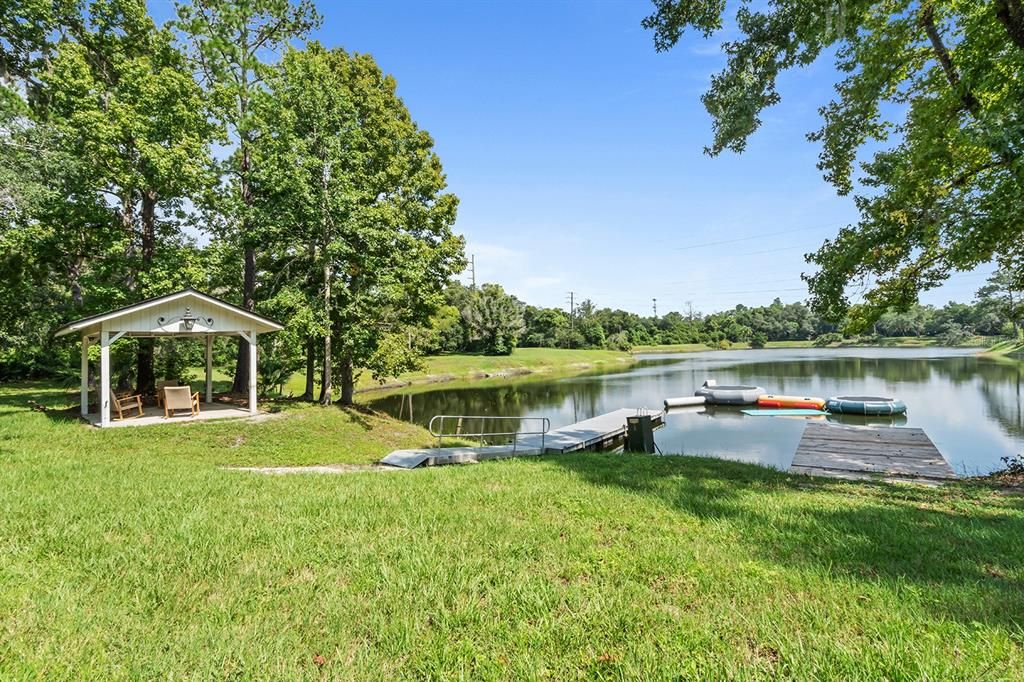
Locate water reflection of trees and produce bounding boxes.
[372,355,1024,443]
[371,377,610,427]
[977,361,1023,438]
[726,356,983,384]
[726,355,1022,439]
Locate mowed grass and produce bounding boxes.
[1,384,1023,678]
[196,347,634,398]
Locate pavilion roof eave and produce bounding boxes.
[81,330,253,340]
[54,288,283,338]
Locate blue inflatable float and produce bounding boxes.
[825,395,907,416]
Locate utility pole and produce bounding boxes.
[652,297,657,318]
[567,291,575,348]
[686,300,693,322]
[469,254,476,289]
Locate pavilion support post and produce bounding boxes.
[248,332,258,415]
[205,335,213,404]
[100,330,111,427]
[80,335,90,417]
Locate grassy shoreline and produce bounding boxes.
[355,347,635,393]
[1,383,1022,677]
[981,338,1024,357]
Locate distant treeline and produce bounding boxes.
[425,276,1022,355]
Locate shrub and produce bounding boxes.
[813,332,844,347]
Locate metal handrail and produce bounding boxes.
[428,415,550,454]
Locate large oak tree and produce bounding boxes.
[644,0,1024,329]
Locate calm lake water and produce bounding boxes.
[368,348,1024,476]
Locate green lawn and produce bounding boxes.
[1,383,1022,678]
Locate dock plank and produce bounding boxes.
[791,423,955,481]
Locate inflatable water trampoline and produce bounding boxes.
[694,380,765,405]
[824,396,907,416]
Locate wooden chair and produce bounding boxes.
[163,385,200,418]
[109,388,144,420]
[155,379,180,408]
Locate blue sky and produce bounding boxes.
[156,0,992,316]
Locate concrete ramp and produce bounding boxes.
[380,444,541,469]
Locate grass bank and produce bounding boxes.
[361,347,634,391]
[1,383,1023,677]
[196,348,635,398]
[633,336,996,354]
[983,338,1024,357]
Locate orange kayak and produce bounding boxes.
[757,394,826,410]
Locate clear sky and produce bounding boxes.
[156,0,992,316]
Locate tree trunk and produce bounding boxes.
[140,190,157,264]
[68,256,84,307]
[121,191,137,290]
[136,189,158,395]
[316,155,333,406]
[339,354,354,406]
[232,118,256,394]
[996,0,1024,51]
[231,246,256,393]
[318,262,333,405]
[303,338,316,401]
[135,339,156,396]
[1010,288,1020,338]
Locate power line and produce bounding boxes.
[672,224,836,251]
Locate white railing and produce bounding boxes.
[427,415,550,454]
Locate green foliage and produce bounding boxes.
[0,1,460,401]
[462,284,525,356]
[814,332,844,347]
[938,322,973,347]
[644,1,1024,328]
[0,0,213,384]
[252,43,464,402]
[431,282,1018,357]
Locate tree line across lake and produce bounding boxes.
[421,278,1022,356]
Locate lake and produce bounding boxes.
[368,348,1024,476]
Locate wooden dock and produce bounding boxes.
[790,423,956,483]
[381,408,663,468]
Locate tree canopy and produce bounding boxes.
[643,0,1024,330]
[0,0,463,401]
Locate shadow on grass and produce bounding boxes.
[0,382,80,421]
[544,452,1024,632]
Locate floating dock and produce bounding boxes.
[381,409,663,469]
[790,422,956,483]
[520,408,664,453]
